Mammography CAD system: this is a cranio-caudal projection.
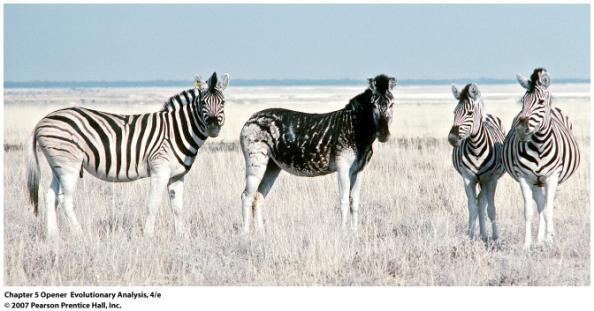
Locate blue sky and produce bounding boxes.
[4,4,590,81]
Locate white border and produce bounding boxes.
[1,1,592,311]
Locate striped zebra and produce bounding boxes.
[239,74,396,233]
[25,72,230,240]
[448,83,506,242]
[503,68,580,248]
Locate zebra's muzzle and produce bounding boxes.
[206,120,221,137]
[377,131,390,143]
[515,121,532,142]
[448,133,461,147]
[517,128,532,142]
[376,117,391,143]
[448,126,461,147]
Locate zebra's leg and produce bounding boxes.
[518,177,535,249]
[476,183,488,242]
[463,178,478,240]
[531,184,546,245]
[349,172,362,231]
[336,164,352,229]
[44,174,60,240]
[167,174,186,237]
[59,171,83,236]
[543,174,560,245]
[145,165,170,238]
[253,161,281,232]
[241,145,270,234]
[55,183,63,209]
[483,179,499,241]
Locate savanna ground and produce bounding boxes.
[3,84,590,285]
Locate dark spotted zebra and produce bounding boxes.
[26,72,229,239]
[503,68,580,248]
[448,83,506,242]
[239,74,396,233]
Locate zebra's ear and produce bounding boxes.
[469,83,480,100]
[516,74,532,90]
[218,73,230,91]
[388,77,396,90]
[451,85,460,100]
[194,74,203,90]
[539,71,551,89]
[368,78,376,92]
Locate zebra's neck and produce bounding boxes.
[467,120,487,147]
[534,108,553,135]
[162,89,209,168]
[162,88,199,111]
[346,90,377,151]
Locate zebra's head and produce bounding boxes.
[448,83,484,147]
[515,68,552,142]
[198,72,229,138]
[368,74,396,143]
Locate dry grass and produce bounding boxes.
[3,85,590,286]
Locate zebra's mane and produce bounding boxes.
[551,107,573,131]
[484,114,505,136]
[457,84,474,101]
[528,67,547,92]
[161,88,199,112]
[345,89,373,111]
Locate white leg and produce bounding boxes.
[60,173,83,236]
[253,162,281,233]
[484,179,499,241]
[537,213,546,243]
[44,175,60,240]
[252,193,264,231]
[477,185,488,241]
[544,174,559,244]
[519,178,535,249]
[349,172,362,231]
[463,178,478,240]
[241,178,257,234]
[241,150,269,234]
[145,166,170,238]
[241,173,266,234]
[167,175,185,237]
[336,166,351,229]
[55,185,63,209]
[532,185,546,245]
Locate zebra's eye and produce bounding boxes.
[467,111,473,116]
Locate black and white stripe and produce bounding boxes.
[26,72,229,239]
[448,83,506,242]
[503,68,580,248]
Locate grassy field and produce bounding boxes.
[3,84,590,285]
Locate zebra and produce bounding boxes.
[503,68,580,248]
[25,72,230,240]
[239,74,396,233]
[447,83,506,242]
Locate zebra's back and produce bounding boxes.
[241,108,352,177]
[452,114,506,181]
[35,107,168,182]
[503,108,580,184]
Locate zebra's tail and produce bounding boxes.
[25,132,40,216]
